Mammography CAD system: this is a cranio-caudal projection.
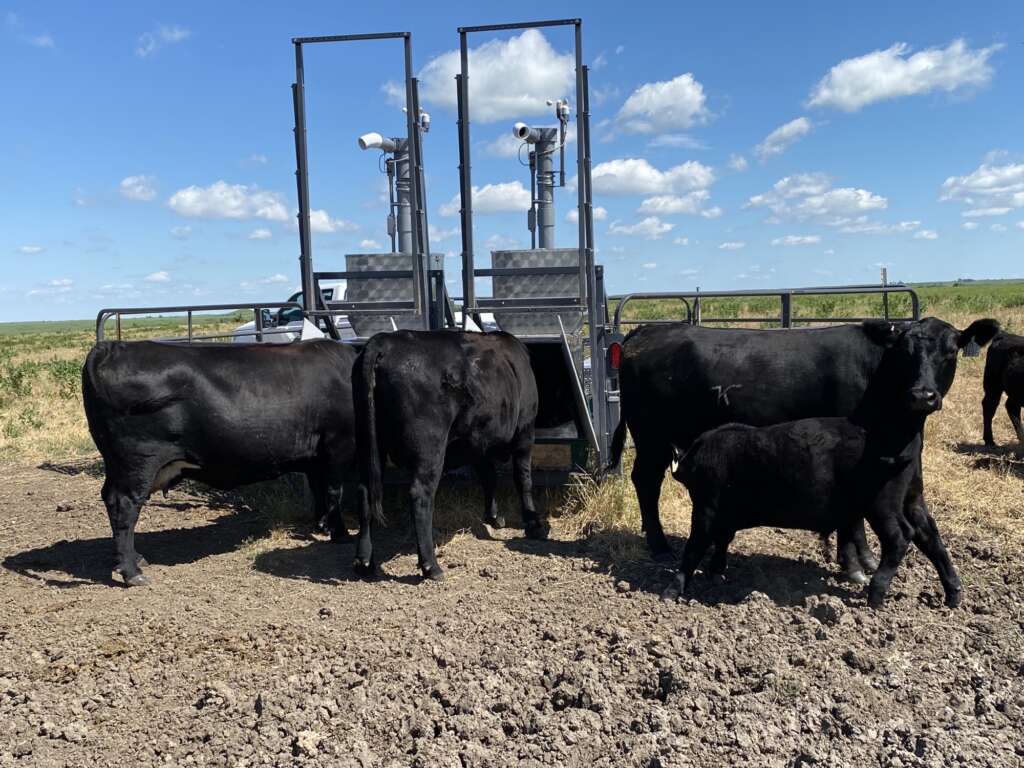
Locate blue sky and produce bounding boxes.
[2,1,1022,322]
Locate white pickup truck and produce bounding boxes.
[231,282,355,343]
[232,280,496,342]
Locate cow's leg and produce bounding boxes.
[475,459,504,529]
[1006,397,1024,446]
[513,442,548,540]
[905,503,962,608]
[707,530,734,577]
[324,481,347,542]
[664,505,713,600]
[864,515,911,608]
[837,525,871,585]
[353,483,377,578]
[982,389,1001,446]
[102,480,147,587]
[307,471,329,535]
[409,456,445,581]
[631,445,672,560]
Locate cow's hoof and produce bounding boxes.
[983,439,996,448]
[844,569,870,586]
[944,589,962,609]
[124,573,150,587]
[660,573,687,602]
[421,565,445,582]
[135,555,148,568]
[353,559,378,580]
[858,554,879,573]
[486,515,506,529]
[525,521,550,541]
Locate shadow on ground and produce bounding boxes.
[38,457,105,478]
[952,442,1024,478]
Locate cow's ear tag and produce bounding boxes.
[669,445,683,475]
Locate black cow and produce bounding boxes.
[352,330,546,581]
[607,317,1000,576]
[666,320,971,608]
[982,330,1024,447]
[82,339,357,586]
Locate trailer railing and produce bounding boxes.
[95,302,303,343]
[611,284,920,333]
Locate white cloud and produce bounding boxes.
[589,158,715,196]
[169,181,288,221]
[961,207,1011,217]
[27,278,73,297]
[438,181,531,216]
[1017,221,1024,230]
[483,233,522,251]
[747,172,888,226]
[962,221,979,230]
[248,228,272,240]
[673,237,689,246]
[834,217,919,234]
[755,117,812,160]
[913,229,938,240]
[608,217,674,240]
[824,249,835,255]
[120,175,156,201]
[728,154,749,172]
[429,226,460,243]
[647,134,707,150]
[638,191,711,215]
[307,209,358,233]
[772,234,821,246]
[359,238,382,249]
[641,262,657,270]
[247,153,268,165]
[391,30,574,123]
[566,206,608,223]
[170,225,191,240]
[700,206,723,219]
[991,223,1008,232]
[136,24,190,57]
[718,241,746,250]
[144,271,170,283]
[808,39,1002,112]
[29,34,54,48]
[592,51,608,70]
[17,245,45,255]
[940,161,1024,209]
[615,73,711,135]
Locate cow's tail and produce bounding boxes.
[601,416,629,478]
[356,347,386,524]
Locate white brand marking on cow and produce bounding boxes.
[711,384,742,406]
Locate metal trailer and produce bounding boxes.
[93,18,926,482]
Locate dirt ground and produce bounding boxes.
[1,456,1023,768]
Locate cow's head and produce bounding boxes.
[864,317,1000,414]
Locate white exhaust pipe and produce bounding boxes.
[357,132,398,153]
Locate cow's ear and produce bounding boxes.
[958,318,1000,349]
[862,320,902,347]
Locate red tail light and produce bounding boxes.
[608,341,622,370]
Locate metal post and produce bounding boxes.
[187,311,193,342]
[578,38,606,465]
[402,34,429,328]
[456,34,476,327]
[254,305,264,342]
[881,266,889,320]
[781,293,792,328]
[393,139,414,255]
[533,128,558,249]
[292,43,316,315]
